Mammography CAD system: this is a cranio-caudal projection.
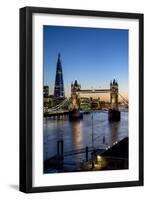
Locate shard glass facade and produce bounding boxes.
[54,54,65,98]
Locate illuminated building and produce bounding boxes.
[54,53,65,98]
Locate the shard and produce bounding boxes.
[54,53,65,98]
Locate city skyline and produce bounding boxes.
[43,25,128,100]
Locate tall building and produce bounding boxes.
[54,53,65,98]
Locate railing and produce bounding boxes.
[64,147,105,157]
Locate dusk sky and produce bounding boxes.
[43,25,128,100]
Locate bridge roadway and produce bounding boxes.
[44,110,69,117]
[79,89,111,93]
[44,109,110,117]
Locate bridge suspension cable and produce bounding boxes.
[118,93,128,105]
[48,98,71,111]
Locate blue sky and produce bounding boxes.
[43,25,128,99]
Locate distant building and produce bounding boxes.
[80,97,91,110]
[43,85,49,97]
[54,53,65,98]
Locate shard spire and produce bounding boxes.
[54,53,65,98]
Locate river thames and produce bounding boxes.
[43,110,128,173]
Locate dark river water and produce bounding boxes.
[43,111,128,164]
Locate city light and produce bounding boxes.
[97,155,102,161]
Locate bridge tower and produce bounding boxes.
[69,80,83,120]
[109,79,120,121]
[110,79,118,110]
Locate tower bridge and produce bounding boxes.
[69,79,120,121]
[44,78,128,121]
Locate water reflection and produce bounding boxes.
[109,122,120,145]
[44,111,128,160]
[71,120,83,148]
